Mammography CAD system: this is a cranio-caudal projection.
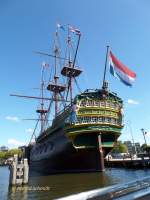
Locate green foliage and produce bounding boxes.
[0,152,6,159]
[112,141,128,153]
[141,144,150,153]
[0,148,22,159]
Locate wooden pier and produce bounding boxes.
[105,157,150,168]
[9,154,29,186]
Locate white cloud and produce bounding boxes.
[127,99,139,105]
[25,128,33,134]
[8,139,26,147]
[5,116,19,122]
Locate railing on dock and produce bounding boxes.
[57,176,150,200]
[105,157,150,168]
[9,154,29,186]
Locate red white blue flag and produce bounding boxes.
[109,51,136,86]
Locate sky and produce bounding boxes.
[0,0,150,148]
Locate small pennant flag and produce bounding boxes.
[57,23,65,31]
[109,51,136,86]
[42,61,49,68]
[69,25,81,35]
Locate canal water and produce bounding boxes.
[1,166,150,200]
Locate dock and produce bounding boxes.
[105,157,150,168]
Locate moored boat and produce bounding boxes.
[11,24,124,173]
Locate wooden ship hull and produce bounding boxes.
[29,88,123,173]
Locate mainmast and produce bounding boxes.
[47,28,66,117]
[61,25,82,104]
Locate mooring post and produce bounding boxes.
[10,154,18,185]
[98,133,105,171]
[9,154,29,186]
[23,158,29,184]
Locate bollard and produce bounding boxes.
[9,155,29,186]
[23,158,29,184]
[10,154,18,185]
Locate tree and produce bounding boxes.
[0,148,22,160]
[141,144,150,154]
[111,141,128,153]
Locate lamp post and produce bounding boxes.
[141,128,147,146]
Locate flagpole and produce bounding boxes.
[102,45,109,89]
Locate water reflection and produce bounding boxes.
[1,166,150,200]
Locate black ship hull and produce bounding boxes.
[29,128,105,174]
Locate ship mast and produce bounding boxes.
[61,25,82,104]
[10,24,82,139]
[36,63,48,134]
[102,45,109,91]
[47,28,66,117]
[54,31,59,116]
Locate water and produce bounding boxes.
[1,166,150,200]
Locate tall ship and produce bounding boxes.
[11,24,124,173]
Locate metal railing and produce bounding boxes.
[56,176,150,200]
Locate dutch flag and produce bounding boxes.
[109,51,136,87]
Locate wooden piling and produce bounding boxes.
[23,158,29,184]
[9,154,29,186]
[98,133,105,172]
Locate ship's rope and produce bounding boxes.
[29,117,40,144]
[43,94,54,128]
[74,77,82,93]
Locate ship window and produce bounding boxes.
[91,117,97,123]
[111,118,115,124]
[105,117,111,123]
[100,101,105,107]
[108,118,111,123]
[86,100,93,107]
[111,102,115,108]
[83,117,86,123]
[77,117,80,123]
[95,101,99,106]
[84,116,90,123]
[98,117,102,122]
[87,100,90,106]
[80,100,86,106]
[106,101,110,107]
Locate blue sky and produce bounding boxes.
[0,0,150,148]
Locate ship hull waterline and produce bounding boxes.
[29,128,116,174]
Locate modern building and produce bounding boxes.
[135,142,141,153]
[123,141,141,154]
[124,141,133,154]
